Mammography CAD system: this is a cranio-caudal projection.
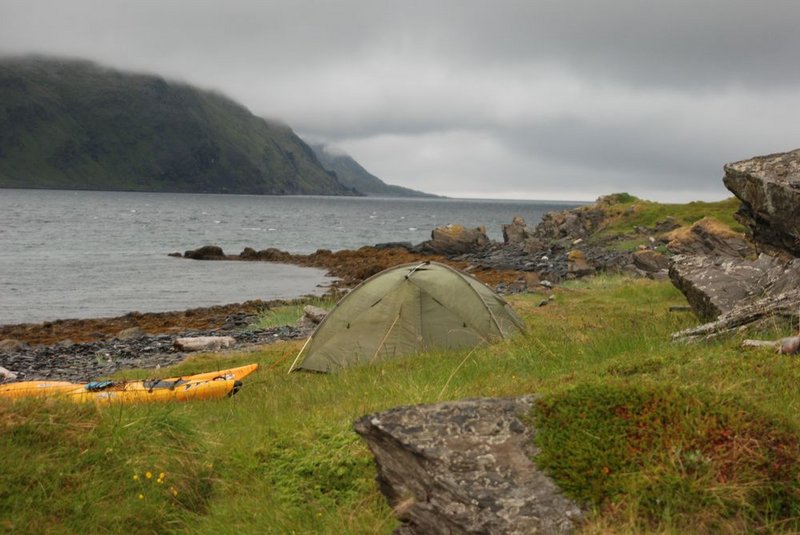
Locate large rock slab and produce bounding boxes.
[724,148,800,256]
[353,397,582,535]
[669,254,800,322]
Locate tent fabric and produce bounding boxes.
[291,261,526,372]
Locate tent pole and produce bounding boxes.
[288,335,314,373]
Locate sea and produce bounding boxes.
[0,189,582,325]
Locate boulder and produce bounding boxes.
[566,249,593,277]
[302,305,328,324]
[0,366,18,381]
[633,250,670,273]
[534,204,607,241]
[173,336,236,352]
[423,224,490,255]
[0,339,26,353]
[723,148,800,256]
[353,397,582,535]
[669,253,800,322]
[239,247,260,259]
[502,216,533,245]
[256,248,292,262]
[117,327,146,340]
[665,217,754,258]
[184,245,226,260]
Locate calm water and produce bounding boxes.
[0,189,581,325]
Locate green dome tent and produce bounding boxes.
[289,261,526,373]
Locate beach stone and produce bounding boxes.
[173,336,236,352]
[239,247,259,259]
[0,366,18,381]
[184,245,226,260]
[354,397,582,534]
[0,339,26,353]
[117,327,146,340]
[723,148,800,256]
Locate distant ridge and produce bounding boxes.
[0,56,357,195]
[311,144,437,198]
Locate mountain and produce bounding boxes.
[0,56,356,195]
[311,144,437,198]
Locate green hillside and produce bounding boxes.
[0,57,356,195]
[311,143,436,197]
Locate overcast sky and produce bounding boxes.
[1,0,798,201]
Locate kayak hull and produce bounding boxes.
[0,363,258,404]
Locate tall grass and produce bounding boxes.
[2,275,800,533]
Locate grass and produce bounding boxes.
[3,275,800,533]
[590,196,745,249]
[247,297,336,331]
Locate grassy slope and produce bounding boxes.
[0,57,352,195]
[3,276,800,533]
[591,195,744,247]
[5,197,800,533]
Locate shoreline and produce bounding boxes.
[0,247,527,347]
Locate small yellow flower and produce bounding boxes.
[132,474,139,481]
[170,486,178,496]
[159,472,165,480]
[138,494,144,500]
[145,471,152,479]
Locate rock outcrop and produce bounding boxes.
[184,245,227,260]
[665,217,755,258]
[423,224,490,255]
[724,148,800,257]
[502,216,533,244]
[354,397,582,535]
[533,204,607,242]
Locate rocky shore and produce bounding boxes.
[2,169,778,385]
[1,317,311,383]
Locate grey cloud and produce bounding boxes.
[0,0,798,201]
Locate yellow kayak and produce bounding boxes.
[0,363,259,404]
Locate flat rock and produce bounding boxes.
[354,397,582,535]
[669,253,800,322]
[173,336,236,352]
[723,148,800,256]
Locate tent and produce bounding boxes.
[289,261,526,372]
